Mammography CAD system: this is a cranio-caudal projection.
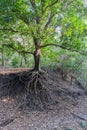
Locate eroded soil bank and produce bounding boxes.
[0,68,87,130]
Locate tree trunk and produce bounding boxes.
[34,48,41,71]
[1,45,5,66]
[20,56,23,67]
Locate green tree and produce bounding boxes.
[0,0,86,70]
[0,0,87,97]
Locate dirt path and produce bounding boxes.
[0,68,87,130]
[0,95,87,130]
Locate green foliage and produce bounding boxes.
[11,56,20,68]
[41,46,60,66]
[0,0,87,70]
[58,50,87,90]
[80,122,87,128]
[0,0,86,46]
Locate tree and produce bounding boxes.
[0,0,86,69]
[0,0,86,100]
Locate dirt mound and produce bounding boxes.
[0,68,85,111]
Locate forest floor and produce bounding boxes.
[0,68,87,130]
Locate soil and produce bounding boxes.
[0,67,87,130]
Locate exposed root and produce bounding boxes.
[19,70,46,94]
[0,68,85,110]
[18,70,54,109]
[1,70,53,109]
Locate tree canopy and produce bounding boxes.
[0,0,87,67]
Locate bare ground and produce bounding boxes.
[0,68,87,130]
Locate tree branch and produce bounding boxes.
[30,0,40,24]
[44,11,54,30]
[3,44,34,55]
[19,15,30,26]
[30,0,37,10]
[0,28,18,33]
[44,0,59,11]
[40,43,68,49]
[71,112,87,121]
[40,43,87,55]
[40,0,44,14]
[0,27,30,35]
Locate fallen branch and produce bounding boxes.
[71,112,87,121]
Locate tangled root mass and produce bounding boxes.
[0,68,84,110]
[0,70,54,109]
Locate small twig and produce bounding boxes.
[71,112,87,121]
[0,118,15,127]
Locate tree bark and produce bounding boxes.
[20,56,23,67]
[32,33,41,71]
[34,48,41,71]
